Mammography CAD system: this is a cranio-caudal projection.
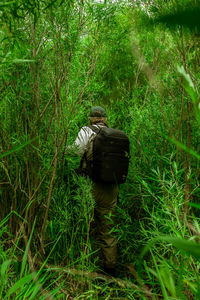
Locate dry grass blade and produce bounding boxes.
[45,264,153,297]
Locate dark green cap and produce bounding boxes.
[90,106,107,117]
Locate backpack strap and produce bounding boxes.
[80,123,108,173]
[88,123,108,134]
[88,125,101,134]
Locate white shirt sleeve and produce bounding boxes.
[74,126,96,156]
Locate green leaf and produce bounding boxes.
[140,236,200,261]
[151,252,169,299]
[0,138,36,159]
[177,65,198,104]
[166,136,200,161]
[1,260,12,277]
[20,218,36,278]
[177,65,195,90]
[12,59,35,63]
[28,284,41,300]
[189,202,200,209]
[160,265,176,297]
[0,211,26,229]
[169,237,200,259]
[5,273,36,298]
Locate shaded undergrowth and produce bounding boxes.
[1,161,200,299]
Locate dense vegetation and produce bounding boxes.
[1,0,200,298]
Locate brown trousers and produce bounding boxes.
[92,182,118,269]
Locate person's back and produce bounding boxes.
[73,106,121,275]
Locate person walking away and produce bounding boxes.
[71,106,129,276]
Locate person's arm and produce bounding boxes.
[74,126,94,156]
[66,126,95,157]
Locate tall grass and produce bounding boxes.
[2,158,200,298]
[138,157,200,298]
[0,212,67,299]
